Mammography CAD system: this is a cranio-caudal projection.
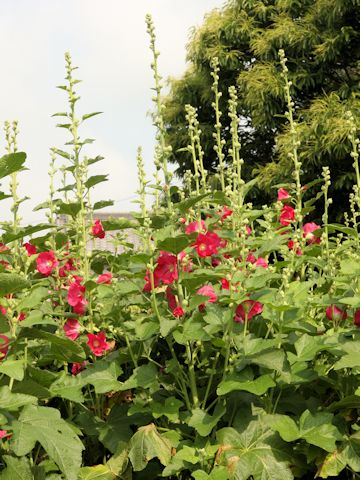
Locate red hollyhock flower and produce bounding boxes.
[220,206,233,221]
[59,258,77,277]
[212,257,222,267]
[71,361,87,375]
[185,220,206,235]
[326,305,347,321]
[18,312,26,322]
[234,300,263,323]
[354,310,360,327]
[221,278,230,290]
[0,335,9,360]
[0,307,6,316]
[91,219,105,239]
[64,319,81,341]
[67,278,87,314]
[23,242,36,256]
[36,251,59,276]
[280,205,295,226]
[73,298,87,315]
[277,188,290,201]
[288,240,303,256]
[96,272,113,284]
[153,251,178,286]
[303,222,321,244]
[194,232,221,257]
[172,306,185,317]
[87,332,111,356]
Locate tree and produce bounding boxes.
[163,0,360,218]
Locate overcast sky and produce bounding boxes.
[0,0,223,223]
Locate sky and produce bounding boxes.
[0,0,223,223]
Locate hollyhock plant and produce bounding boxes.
[220,206,233,221]
[64,319,81,341]
[153,251,178,286]
[234,300,263,323]
[36,251,59,276]
[178,251,193,272]
[277,188,290,201]
[68,278,87,314]
[194,231,221,257]
[87,332,111,357]
[280,205,295,226]
[23,242,36,256]
[96,272,113,284]
[303,222,321,244]
[91,219,105,239]
[0,335,9,360]
[326,305,347,322]
[59,258,77,277]
[185,220,206,235]
[288,239,303,256]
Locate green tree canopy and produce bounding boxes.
[163,0,360,218]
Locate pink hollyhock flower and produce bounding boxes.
[0,335,9,360]
[245,226,252,236]
[280,205,295,226]
[87,332,111,356]
[277,188,290,201]
[68,280,85,307]
[179,217,186,224]
[255,257,268,269]
[246,253,256,264]
[197,284,217,311]
[18,312,26,322]
[354,310,360,327]
[221,278,230,290]
[72,298,87,315]
[36,251,58,276]
[303,222,321,244]
[234,300,263,323]
[194,232,221,257]
[96,272,113,284]
[326,305,347,322]
[212,257,221,267]
[0,430,9,439]
[71,361,87,375]
[64,319,81,341]
[185,220,206,235]
[0,307,6,316]
[23,242,36,256]
[288,240,303,256]
[0,243,9,253]
[91,219,105,239]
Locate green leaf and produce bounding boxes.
[0,359,25,380]
[17,287,49,310]
[2,224,53,243]
[102,217,137,231]
[82,112,103,121]
[216,422,293,480]
[56,201,81,217]
[120,363,158,391]
[188,403,226,437]
[157,234,191,255]
[333,353,360,370]
[49,372,85,403]
[217,374,275,396]
[0,386,37,411]
[78,465,113,480]
[19,328,86,363]
[0,455,33,480]
[128,423,172,471]
[52,148,70,160]
[298,410,342,452]
[93,200,114,210]
[11,405,84,480]
[0,273,30,296]
[152,397,183,422]
[264,414,300,442]
[0,152,26,180]
[79,358,122,394]
[85,175,108,189]
[177,193,209,213]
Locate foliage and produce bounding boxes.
[163,0,360,219]
[0,12,360,480]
